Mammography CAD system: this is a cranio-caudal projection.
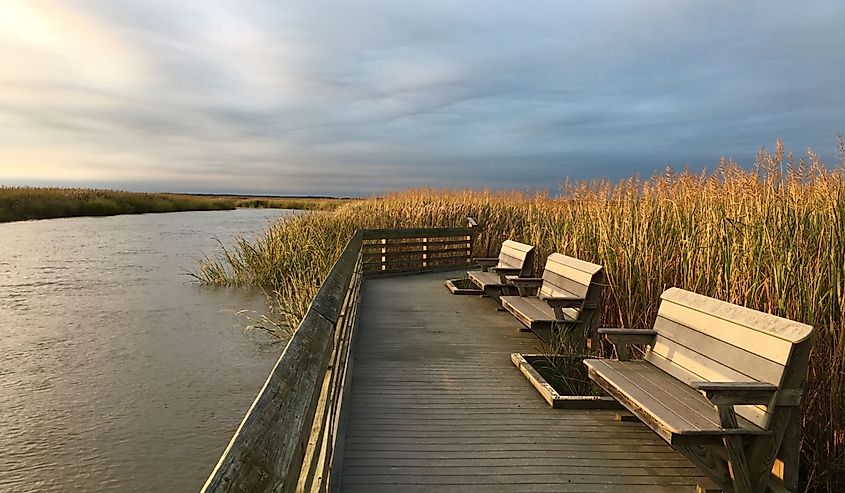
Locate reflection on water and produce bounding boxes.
[0,210,287,492]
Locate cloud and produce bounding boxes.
[0,0,843,195]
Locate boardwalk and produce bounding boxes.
[340,270,709,492]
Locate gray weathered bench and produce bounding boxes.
[585,287,814,493]
[500,253,604,346]
[468,240,535,302]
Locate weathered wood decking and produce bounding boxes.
[340,270,709,492]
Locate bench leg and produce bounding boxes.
[747,406,800,492]
[695,480,722,493]
[776,411,801,491]
[676,444,733,492]
[715,406,764,493]
[680,435,793,493]
[723,434,754,493]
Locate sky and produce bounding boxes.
[0,1,843,196]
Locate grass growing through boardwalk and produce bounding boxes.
[199,140,845,492]
[0,187,235,222]
[529,356,602,397]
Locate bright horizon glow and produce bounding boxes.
[1,1,844,195]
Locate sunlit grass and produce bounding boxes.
[198,139,845,491]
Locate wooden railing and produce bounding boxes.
[361,227,475,276]
[201,224,475,493]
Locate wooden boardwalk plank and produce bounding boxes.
[340,270,708,491]
[342,486,701,493]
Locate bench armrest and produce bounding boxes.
[598,328,657,361]
[505,276,544,285]
[473,258,499,272]
[691,382,778,406]
[599,328,658,344]
[691,381,779,429]
[537,295,584,321]
[540,295,583,308]
[505,277,543,297]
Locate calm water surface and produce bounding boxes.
[0,209,288,492]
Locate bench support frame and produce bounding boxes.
[594,313,814,493]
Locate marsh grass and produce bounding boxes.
[229,196,352,211]
[0,187,235,222]
[199,139,845,491]
[530,356,601,397]
[528,332,606,397]
[0,188,348,222]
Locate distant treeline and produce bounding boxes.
[0,187,350,223]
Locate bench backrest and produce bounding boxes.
[645,287,814,429]
[497,240,535,277]
[539,253,602,299]
[540,253,604,334]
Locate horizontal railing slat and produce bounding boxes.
[362,256,470,269]
[362,227,472,240]
[360,239,472,250]
[361,246,472,259]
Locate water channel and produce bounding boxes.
[0,209,288,492]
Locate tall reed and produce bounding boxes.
[199,140,844,491]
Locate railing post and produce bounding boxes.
[422,237,428,268]
[380,238,387,271]
[465,217,477,266]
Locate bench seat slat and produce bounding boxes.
[500,296,580,326]
[468,271,505,289]
[629,361,766,435]
[587,359,713,434]
[584,359,766,443]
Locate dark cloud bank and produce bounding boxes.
[1,0,843,195]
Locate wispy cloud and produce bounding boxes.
[1,0,843,194]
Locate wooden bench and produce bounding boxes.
[500,253,604,346]
[584,287,814,493]
[468,240,535,302]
